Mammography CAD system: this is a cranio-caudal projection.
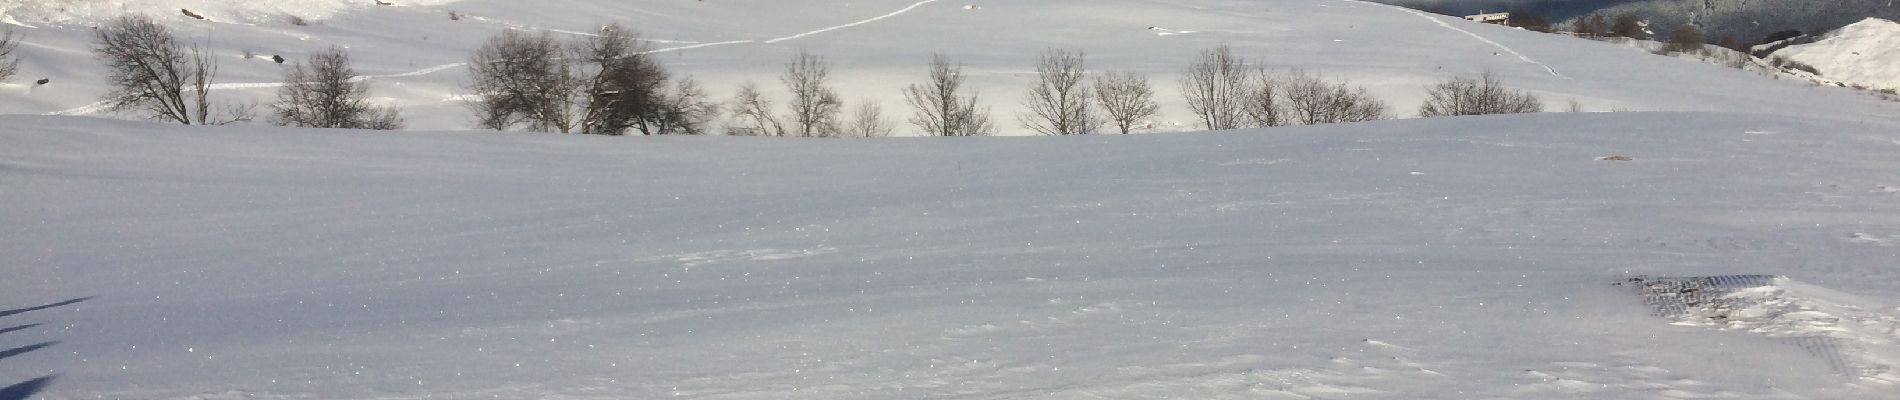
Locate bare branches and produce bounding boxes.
[1018,49,1098,135]
[904,53,992,137]
[1242,69,1283,128]
[1418,71,1543,118]
[649,76,719,135]
[0,29,19,83]
[583,24,670,135]
[1179,45,1250,131]
[467,24,681,135]
[93,15,247,125]
[467,29,571,132]
[844,100,894,138]
[1279,70,1389,125]
[272,47,405,130]
[725,81,783,136]
[1093,71,1159,134]
[781,50,843,137]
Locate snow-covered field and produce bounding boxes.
[6,111,1900,399]
[5,1,1900,399]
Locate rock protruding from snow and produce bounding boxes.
[1774,18,1900,91]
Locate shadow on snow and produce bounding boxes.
[1,297,92,400]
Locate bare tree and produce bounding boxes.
[904,53,993,137]
[272,47,405,130]
[467,29,571,131]
[94,15,250,125]
[467,24,676,135]
[1418,72,1543,118]
[1018,49,1098,135]
[581,24,671,135]
[0,30,19,83]
[1242,69,1284,128]
[781,50,843,137]
[1179,45,1250,130]
[1280,70,1389,125]
[1093,70,1159,134]
[725,81,783,136]
[844,100,895,138]
[646,76,719,135]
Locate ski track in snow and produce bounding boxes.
[764,0,940,44]
[47,0,943,116]
[1343,0,1569,79]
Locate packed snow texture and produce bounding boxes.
[1,0,1896,132]
[1776,18,1900,92]
[4,111,1900,399]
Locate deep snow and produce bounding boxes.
[4,111,1900,399]
[5,1,1900,399]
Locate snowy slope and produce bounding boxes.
[1776,18,1900,92]
[2,0,1896,132]
[0,0,466,25]
[4,112,1900,399]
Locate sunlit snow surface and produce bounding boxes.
[4,0,1900,398]
[4,111,1900,399]
[1778,18,1900,92]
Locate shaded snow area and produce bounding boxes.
[2,0,1897,131]
[1776,18,1900,92]
[4,111,1900,399]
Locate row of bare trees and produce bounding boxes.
[465,25,713,135]
[725,50,893,137]
[1015,50,1163,135]
[75,17,1539,135]
[1178,45,1393,131]
[90,15,402,129]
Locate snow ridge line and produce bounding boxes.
[1343,0,1569,80]
[47,0,945,117]
[763,0,940,44]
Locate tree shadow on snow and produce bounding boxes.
[0,342,58,362]
[0,297,92,319]
[0,376,55,400]
[1,296,93,400]
[0,325,38,337]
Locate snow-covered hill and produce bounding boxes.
[5,111,1900,399]
[5,1,1900,398]
[0,0,465,25]
[1,0,1895,132]
[1775,18,1900,92]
